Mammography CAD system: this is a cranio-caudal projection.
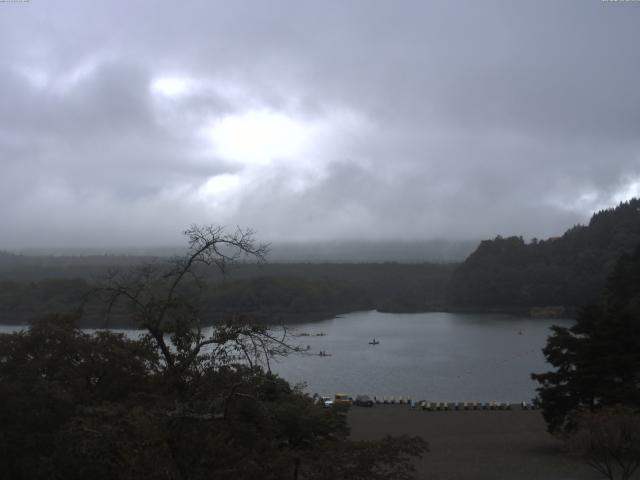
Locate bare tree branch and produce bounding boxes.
[89,225,293,394]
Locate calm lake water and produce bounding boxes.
[270,311,571,403]
[0,310,571,403]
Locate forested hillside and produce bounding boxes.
[448,199,640,314]
[0,261,455,327]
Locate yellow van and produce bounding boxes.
[334,393,352,405]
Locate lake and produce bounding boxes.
[270,311,571,403]
[0,310,571,403]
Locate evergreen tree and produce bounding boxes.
[449,198,640,311]
[532,244,640,433]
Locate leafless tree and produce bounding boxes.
[96,225,299,392]
[568,407,640,480]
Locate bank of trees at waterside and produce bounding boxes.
[533,244,640,479]
[204,263,455,320]
[448,199,640,313]
[0,262,455,327]
[0,226,427,480]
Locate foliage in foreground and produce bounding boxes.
[0,226,427,479]
[0,315,427,480]
[568,407,640,480]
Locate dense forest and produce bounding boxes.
[448,199,640,315]
[0,259,455,327]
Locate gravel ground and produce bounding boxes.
[348,405,607,480]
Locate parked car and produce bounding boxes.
[354,395,374,407]
[334,393,353,405]
[319,395,334,408]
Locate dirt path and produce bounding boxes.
[348,405,605,480]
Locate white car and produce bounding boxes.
[320,395,334,408]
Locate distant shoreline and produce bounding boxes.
[0,306,575,330]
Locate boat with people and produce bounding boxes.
[368,338,379,345]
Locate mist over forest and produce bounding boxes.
[9,239,478,264]
[1,198,638,328]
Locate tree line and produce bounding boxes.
[448,199,640,314]
[0,262,455,327]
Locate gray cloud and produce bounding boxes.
[0,0,639,248]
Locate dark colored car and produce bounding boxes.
[354,395,374,407]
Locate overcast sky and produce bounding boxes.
[1,0,639,248]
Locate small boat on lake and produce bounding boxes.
[368,338,380,345]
